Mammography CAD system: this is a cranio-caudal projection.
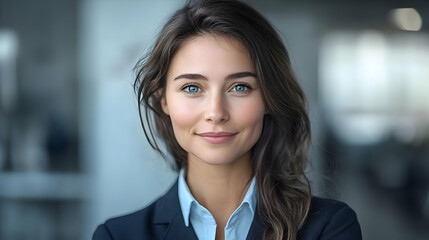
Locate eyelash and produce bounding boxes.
[231,83,252,93]
[179,82,253,95]
[180,83,201,95]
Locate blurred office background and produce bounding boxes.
[0,0,428,239]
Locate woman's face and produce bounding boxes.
[162,35,265,166]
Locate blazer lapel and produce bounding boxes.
[163,214,198,240]
[152,180,198,240]
[246,206,266,240]
[152,180,266,240]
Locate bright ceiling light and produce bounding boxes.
[390,8,422,31]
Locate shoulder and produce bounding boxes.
[92,181,180,240]
[298,197,362,240]
[92,201,159,240]
[309,197,356,219]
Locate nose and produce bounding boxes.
[203,92,230,124]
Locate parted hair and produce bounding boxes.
[134,0,312,239]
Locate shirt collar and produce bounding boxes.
[178,168,196,226]
[243,174,257,215]
[178,168,257,227]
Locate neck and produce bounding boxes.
[185,151,253,229]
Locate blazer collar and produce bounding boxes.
[152,179,266,240]
[246,204,267,240]
[153,181,180,224]
[153,180,198,239]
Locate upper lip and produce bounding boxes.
[196,132,237,137]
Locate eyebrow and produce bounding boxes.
[173,72,257,81]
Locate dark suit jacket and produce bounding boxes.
[93,181,362,240]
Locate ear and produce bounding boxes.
[160,90,169,115]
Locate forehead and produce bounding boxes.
[182,34,248,54]
[167,34,254,77]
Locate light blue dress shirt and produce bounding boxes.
[178,169,257,240]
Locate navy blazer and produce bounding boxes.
[93,181,362,240]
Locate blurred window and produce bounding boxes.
[319,31,429,145]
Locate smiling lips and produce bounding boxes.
[196,132,238,144]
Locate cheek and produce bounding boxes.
[234,98,265,134]
[167,100,199,133]
[239,96,265,121]
[167,105,196,151]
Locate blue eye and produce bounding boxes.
[185,85,200,93]
[233,84,248,92]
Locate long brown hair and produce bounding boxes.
[134,0,311,239]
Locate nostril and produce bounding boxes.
[204,109,229,123]
[203,95,230,123]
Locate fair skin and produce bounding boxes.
[161,34,265,240]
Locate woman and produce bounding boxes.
[93,0,362,239]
